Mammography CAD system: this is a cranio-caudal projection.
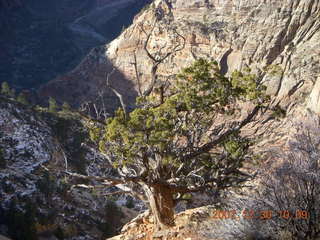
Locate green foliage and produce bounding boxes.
[223,133,250,160]
[271,105,286,119]
[1,81,15,98]
[102,59,269,170]
[48,97,58,113]
[62,101,71,112]
[231,70,269,102]
[89,125,103,143]
[1,81,10,95]
[94,58,270,227]
[125,196,134,209]
[17,92,29,105]
[264,64,283,77]
[175,59,231,112]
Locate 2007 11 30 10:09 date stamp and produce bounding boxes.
[211,209,309,221]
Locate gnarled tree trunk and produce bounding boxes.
[143,183,175,230]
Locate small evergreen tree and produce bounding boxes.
[88,59,271,230]
[1,81,15,98]
[62,101,71,112]
[48,97,58,113]
[17,92,29,105]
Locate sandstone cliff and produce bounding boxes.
[24,0,320,239]
[40,0,320,114]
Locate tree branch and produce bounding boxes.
[181,105,261,162]
[64,171,145,186]
[139,20,186,97]
[65,171,124,185]
[106,68,128,118]
[131,52,143,97]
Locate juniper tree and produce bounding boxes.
[48,97,58,113]
[1,81,15,98]
[62,102,71,112]
[84,59,270,230]
[67,17,270,230]
[17,92,29,105]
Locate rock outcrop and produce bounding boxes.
[40,0,320,114]
[10,0,320,239]
[0,97,138,239]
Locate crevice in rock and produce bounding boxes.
[219,48,232,76]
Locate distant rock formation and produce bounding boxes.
[41,0,320,114]
[0,0,151,90]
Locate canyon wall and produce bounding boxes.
[40,0,320,113]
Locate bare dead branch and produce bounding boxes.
[131,52,143,96]
[65,171,125,185]
[138,20,186,98]
[139,20,158,63]
[64,171,145,187]
[106,68,128,118]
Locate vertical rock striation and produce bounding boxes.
[41,0,320,113]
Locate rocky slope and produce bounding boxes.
[0,96,139,240]
[39,0,320,113]
[0,0,151,89]
[36,0,320,239]
[3,0,320,239]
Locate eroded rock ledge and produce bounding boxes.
[40,0,320,113]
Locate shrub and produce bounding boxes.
[48,97,58,113]
[1,81,15,98]
[62,102,71,112]
[17,92,29,105]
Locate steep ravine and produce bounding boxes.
[0,0,151,89]
[0,97,139,239]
